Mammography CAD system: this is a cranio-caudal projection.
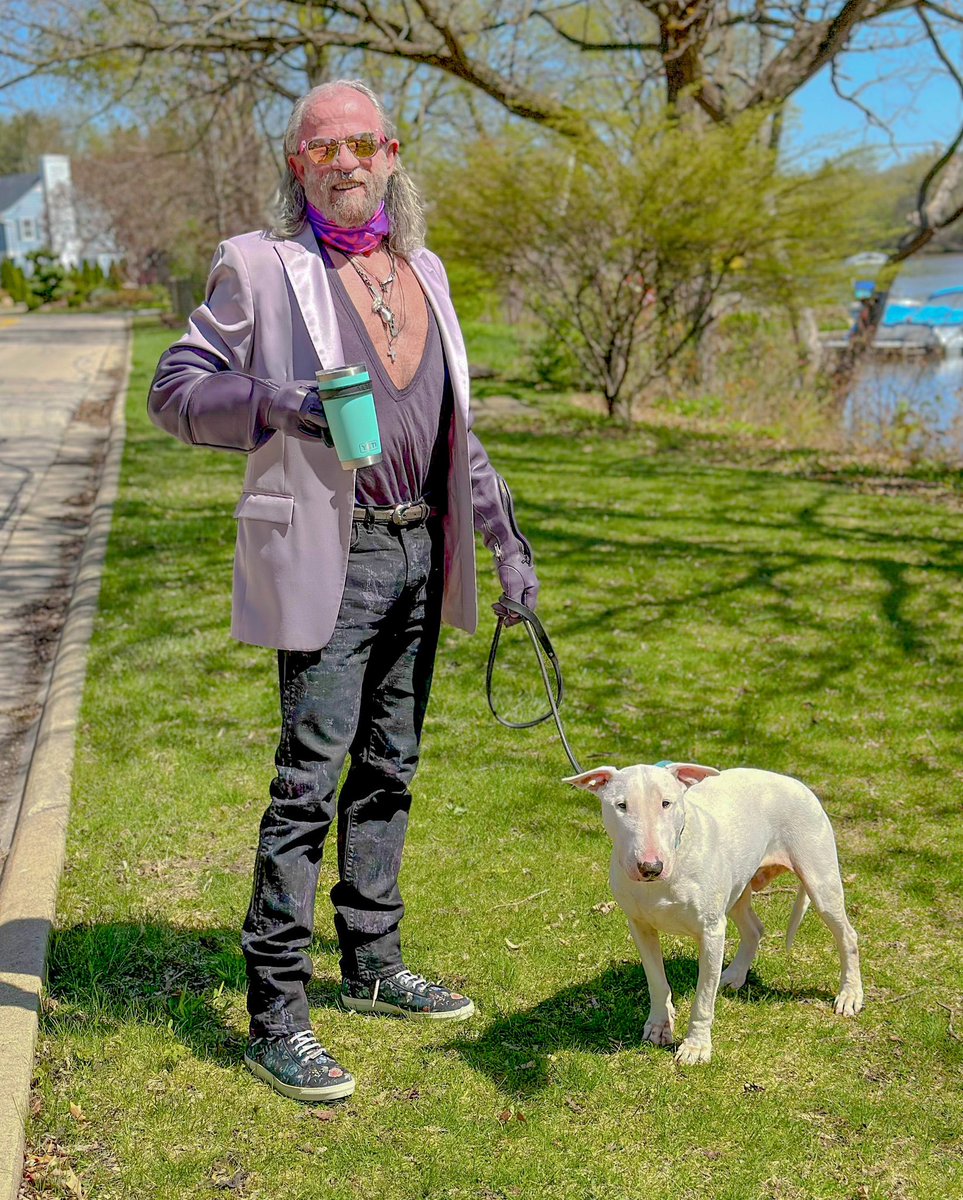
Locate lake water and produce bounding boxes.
[846,251,963,460]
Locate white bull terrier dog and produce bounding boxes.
[566,761,864,1064]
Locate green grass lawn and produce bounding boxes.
[24,323,963,1199]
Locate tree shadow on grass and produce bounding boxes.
[447,956,832,1098]
[42,921,340,1066]
[40,922,842,1095]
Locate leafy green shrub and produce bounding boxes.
[66,259,109,307]
[0,256,28,302]
[431,113,893,416]
[26,247,67,307]
[88,284,170,310]
[528,327,590,390]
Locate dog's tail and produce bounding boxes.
[786,882,810,951]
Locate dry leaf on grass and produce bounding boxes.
[497,1108,527,1124]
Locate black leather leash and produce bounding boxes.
[486,597,583,774]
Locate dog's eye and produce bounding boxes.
[661,800,671,809]
[615,800,627,811]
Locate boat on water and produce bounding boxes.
[875,286,963,354]
[829,285,963,356]
[845,251,889,268]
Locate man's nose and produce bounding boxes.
[332,142,362,170]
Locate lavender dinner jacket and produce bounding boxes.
[148,225,480,651]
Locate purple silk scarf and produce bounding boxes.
[305,201,389,255]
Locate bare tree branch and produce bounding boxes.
[530,7,661,53]
[892,4,963,256]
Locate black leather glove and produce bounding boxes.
[265,381,332,443]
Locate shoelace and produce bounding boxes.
[289,1030,329,1062]
[393,969,433,995]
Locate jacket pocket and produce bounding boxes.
[233,491,295,525]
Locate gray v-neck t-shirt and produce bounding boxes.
[322,247,452,508]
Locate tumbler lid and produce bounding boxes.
[315,363,370,392]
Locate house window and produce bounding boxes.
[19,217,36,241]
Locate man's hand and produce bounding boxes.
[494,557,540,625]
[266,382,333,443]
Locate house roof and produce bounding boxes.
[0,172,41,213]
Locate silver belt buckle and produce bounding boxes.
[391,501,425,526]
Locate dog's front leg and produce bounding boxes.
[628,918,676,1046]
[676,918,726,1065]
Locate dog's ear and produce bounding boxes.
[662,762,721,789]
[563,766,620,792]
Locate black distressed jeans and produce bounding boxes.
[241,519,444,1037]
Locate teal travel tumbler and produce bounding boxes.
[315,364,382,470]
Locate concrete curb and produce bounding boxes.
[0,325,132,1200]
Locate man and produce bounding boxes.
[147,79,539,1104]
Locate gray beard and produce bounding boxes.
[316,173,384,229]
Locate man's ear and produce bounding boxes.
[384,138,400,173]
[563,766,620,792]
[663,762,721,789]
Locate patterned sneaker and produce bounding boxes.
[340,969,475,1020]
[243,1030,355,1103]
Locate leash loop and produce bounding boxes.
[486,597,583,774]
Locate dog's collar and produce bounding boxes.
[675,811,686,849]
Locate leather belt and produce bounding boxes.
[352,500,439,527]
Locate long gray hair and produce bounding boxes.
[270,79,426,257]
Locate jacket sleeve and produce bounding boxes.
[468,414,534,568]
[414,243,537,606]
[414,247,536,567]
[147,240,276,453]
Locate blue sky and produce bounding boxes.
[786,22,963,167]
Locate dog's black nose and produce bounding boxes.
[640,858,664,879]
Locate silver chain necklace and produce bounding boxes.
[349,248,400,362]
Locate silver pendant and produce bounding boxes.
[372,298,398,338]
[372,297,394,323]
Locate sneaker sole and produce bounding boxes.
[339,995,475,1020]
[244,1055,356,1103]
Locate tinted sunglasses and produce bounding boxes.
[298,132,388,165]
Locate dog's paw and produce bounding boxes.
[720,964,748,990]
[674,1037,712,1065]
[833,984,864,1017]
[643,1015,675,1046]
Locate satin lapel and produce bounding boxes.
[410,256,470,416]
[273,225,346,369]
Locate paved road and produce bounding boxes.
[0,311,130,873]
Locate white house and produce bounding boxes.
[0,155,85,269]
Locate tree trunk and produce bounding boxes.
[657,1,724,121]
